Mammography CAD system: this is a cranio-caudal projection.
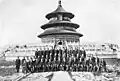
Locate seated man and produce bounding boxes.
[88,64,93,72]
[93,64,99,72]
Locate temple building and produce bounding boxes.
[1,1,120,80]
[38,1,83,46]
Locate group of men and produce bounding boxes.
[15,47,107,73]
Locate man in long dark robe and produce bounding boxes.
[101,59,107,72]
[81,47,86,58]
[35,49,39,58]
[15,56,21,73]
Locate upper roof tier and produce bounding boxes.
[41,20,79,29]
[46,1,74,20]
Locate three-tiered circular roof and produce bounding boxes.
[38,0,83,38]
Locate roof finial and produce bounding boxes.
[58,0,62,6]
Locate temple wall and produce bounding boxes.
[41,35,80,44]
[1,43,120,61]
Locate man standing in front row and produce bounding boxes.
[15,56,21,73]
[35,48,39,58]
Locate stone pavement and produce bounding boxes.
[1,71,120,81]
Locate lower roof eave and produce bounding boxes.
[38,33,83,38]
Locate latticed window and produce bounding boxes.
[63,17,70,21]
[49,17,57,21]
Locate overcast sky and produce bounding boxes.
[0,0,120,47]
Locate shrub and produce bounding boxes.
[0,68,16,76]
[0,60,15,66]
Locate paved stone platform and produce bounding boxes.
[1,71,120,81]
